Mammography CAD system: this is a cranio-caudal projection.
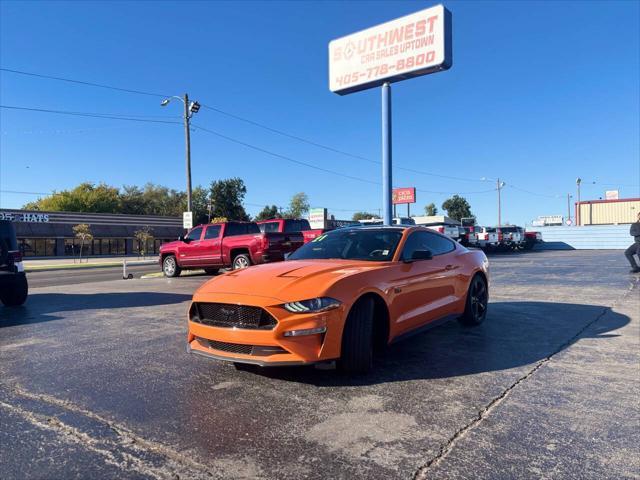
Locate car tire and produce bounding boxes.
[162,255,181,278]
[339,296,374,375]
[0,273,28,307]
[232,254,252,270]
[458,274,488,326]
[204,268,219,275]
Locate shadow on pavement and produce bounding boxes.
[0,292,192,328]
[240,301,629,386]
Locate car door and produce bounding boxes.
[179,226,204,266]
[391,231,460,335]
[200,225,222,265]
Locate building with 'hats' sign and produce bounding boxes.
[0,209,183,258]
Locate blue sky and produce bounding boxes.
[1,0,638,225]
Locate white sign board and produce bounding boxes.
[329,4,452,95]
[605,190,619,200]
[536,215,564,226]
[183,211,193,229]
[309,208,327,229]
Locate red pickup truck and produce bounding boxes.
[159,221,303,277]
[256,218,327,244]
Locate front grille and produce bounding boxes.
[191,302,277,330]
[208,339,253,355]
[203,339,287,357]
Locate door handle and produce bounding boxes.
[445,265,455,271]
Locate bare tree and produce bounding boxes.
[73,224,93,263]
[134,226,155,259]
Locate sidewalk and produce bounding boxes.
[22,256,158,272]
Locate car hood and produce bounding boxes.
[194,259,387,302]
[160,240,181,250]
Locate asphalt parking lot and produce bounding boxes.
[1,250,638,479]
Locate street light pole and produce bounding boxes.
[161,94,200,214]
[183,93,193,212]
[567,193,572,224]
[576,177,582,226]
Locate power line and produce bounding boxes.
[0,68,169,98]
[191,123,495,196]
[0,105,181,124]
[1,68,490,184]
[191,123,379,186]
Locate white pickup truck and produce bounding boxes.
[425,224,460,241]
[475,227,500,249]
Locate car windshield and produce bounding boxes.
[288,228,403,261]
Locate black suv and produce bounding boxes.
[0,220,28,306]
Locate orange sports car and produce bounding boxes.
[187,226,489,373]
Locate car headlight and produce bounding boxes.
[283,297,341,313]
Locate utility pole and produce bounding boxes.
[183,93,193,212]
[497,178,505,228]
[160,94,200,215]
[576,178,582,226]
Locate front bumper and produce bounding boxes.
[187,292,345,366]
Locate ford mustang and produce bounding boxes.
[187,226,489,373]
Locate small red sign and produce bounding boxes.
[392,187,416,205]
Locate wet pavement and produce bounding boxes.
[1,250,638,479]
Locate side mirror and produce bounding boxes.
[179,234,190,243]
[405,249,433,262]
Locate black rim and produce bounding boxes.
[470,278,488,320]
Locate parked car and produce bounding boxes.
[159,221,304,277]
[459,225,478,247]
[257,218,325,244]
[497,226,524,250]
[523,231,543,250]
[425,224,460,241]
[0,220,28,306]
[358,217,415,226]
[476,227,500,250]
[187,225,489,373]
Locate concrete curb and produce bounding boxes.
[25,259,158,273]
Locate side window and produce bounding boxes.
[262,222,279,233]
[401,231,455,260]
[204,225,221,239]
[186,227,203,241]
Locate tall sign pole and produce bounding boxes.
[382,83,392,225]
[329,4,452,226]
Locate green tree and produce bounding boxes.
[191,186,210,224]
[73,224,93,263]
[134,226,154,258]
[255,205,281,221]
[442,195,472,221]
[352,211,378,221]
[118,185,146,215]
[284,192,310,219]
[424,203,438,216]
[208,178,249,221]
[25,182,120,213]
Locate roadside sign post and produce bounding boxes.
[392,187,416,220]
[329,4,452,225]
[183,211,193,230]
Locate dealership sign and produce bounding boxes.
[605,190,619,200]
[309,208,328,229]
[329,4,452,94]
[392,187,416,205]
[0,212,49,223]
